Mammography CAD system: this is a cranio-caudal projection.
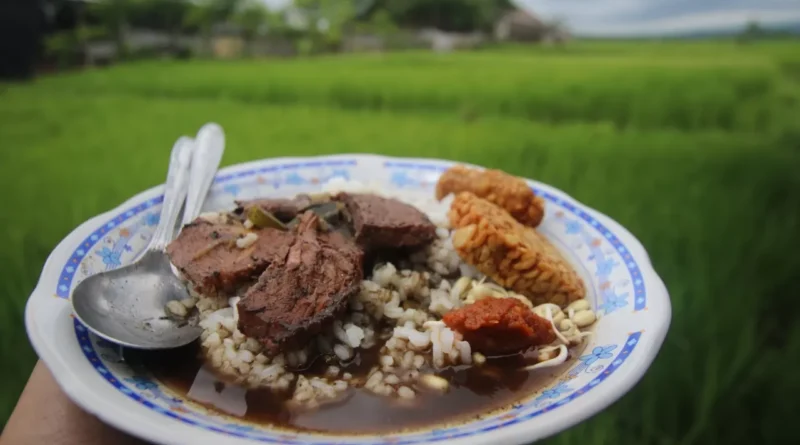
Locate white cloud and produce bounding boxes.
[517,0,800,35]
[517,0,643,22]
[579,9,800,36]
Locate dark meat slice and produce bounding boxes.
[320,229,364,264]
[443,297,555,356]
[234,195,313,222]
[335,193,436,251]
[166,220,294,296]
[237,211,363,354]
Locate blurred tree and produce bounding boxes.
[210,0,243,21]
[264,7,295,39]
[129,0,193,52]
[294,0,357,52]
[353,8,397,36]
[361,0,513,33]
[39,1,100,67]
[87,0,136,59]
[183,0,214,54]
[184,0,242,55]
[739,20,765,43]
[232,0,269,56]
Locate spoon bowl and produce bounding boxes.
[71,250,202,349]
[71,123,225,350]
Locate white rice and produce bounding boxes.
[236,232,259,249]
[188,178,598,407]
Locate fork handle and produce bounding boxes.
[148,136,194,252]
[182,123,225,225]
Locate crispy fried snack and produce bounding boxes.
[436,165,546,227]
[449,192,585,307]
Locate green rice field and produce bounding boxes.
[1,40,799,444]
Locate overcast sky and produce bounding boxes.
[520,0,800,36]
[262,0,800,36]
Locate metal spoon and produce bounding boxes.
[182,123,225,226]
[71,124,225,349]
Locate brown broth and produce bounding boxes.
[126,341,584,435]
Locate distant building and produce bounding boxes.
[494,9,570,43]
[417,29,485,52]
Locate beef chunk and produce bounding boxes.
[237,211,363,354]
[234,195,313,222]
[336,193,436,251]
[166,220,294,296]
[443,297,555,355]
[320,229,363,264]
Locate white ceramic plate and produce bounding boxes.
[25,154,670,445]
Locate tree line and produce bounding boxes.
[43,0,515,63]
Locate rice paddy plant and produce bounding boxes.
[26,42,798,136]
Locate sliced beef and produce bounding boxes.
[335,193,436,251]
[237,211,363,354]
[443,297,556,356]
[320,229,363,264]
[166,219,294,296]
[234,195,313,223]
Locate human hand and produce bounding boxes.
[1,361,148,445]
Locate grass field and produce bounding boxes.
[1,40,799,444]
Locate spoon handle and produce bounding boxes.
[149,136,194,252]
[182,123,225,225]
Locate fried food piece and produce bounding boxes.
[449,192,585,307]
[443,297,555,355]
[436,165,546,227]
